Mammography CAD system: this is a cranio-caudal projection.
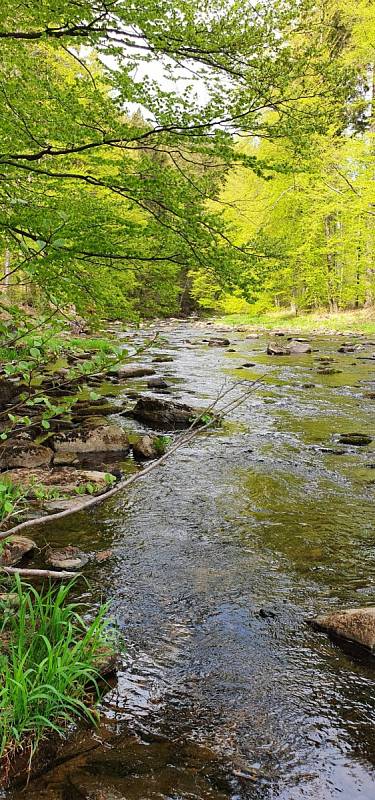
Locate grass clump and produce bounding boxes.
[217,308,375,335]
[0,578,115,778]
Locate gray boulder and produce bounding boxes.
[288,340,312,354]
[131,396,212,429]
[53,424,130,455]
[3,466,111,497]
[116,365,155,379]
[0,440,53,469]
[267,341,291,356]
[311,607,375,652]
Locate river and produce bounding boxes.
[6,322,375,799]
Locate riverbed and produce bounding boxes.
[5,322,375,799]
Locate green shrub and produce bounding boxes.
[0,578,115,767]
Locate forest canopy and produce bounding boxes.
[0,0,373,319]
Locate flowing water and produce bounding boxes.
[5,322,375,799]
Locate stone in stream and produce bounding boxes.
[131,396,215,430]
[317,367,342,375]
[46,545,89,571]
[72,403,123,418]
[95,549,113,563]
[338,344,360,353]
[132,434,160,460]
[116,364,155,379]
[288,340,312,354]
[311,607,375,653]
[53,423,130,456]
[152,355,174,363]
[0,535,37,566]
[0,439,53,469]
[206,337,230,347]
[3,467,112,497]
[43,497,92,513]
[338,433,372,446]
[267,341,291,356]
[242,362,256,368]
[147,376,169,389]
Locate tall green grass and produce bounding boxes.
[0,578,114,770]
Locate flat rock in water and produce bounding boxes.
[131,396,210,429]
[317,367,342,375]
[3,467,111,496]
[53,424,130,455]
[43,497,91,513]
[338,344,359,353]
[116,365,155,379]
[72,403,123,419]
[0,440,53,469]
[311,607,375,652]
[147,376,169,389]
[288,340,312,354]
[46,545,89,571]
[0,535,36,566]
[267,341,291,356]
[152,355,174,363]
[206,338,230,347]
[338,433,372,446]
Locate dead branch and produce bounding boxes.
[0,381,261,555]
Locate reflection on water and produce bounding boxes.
[5,324,375,800]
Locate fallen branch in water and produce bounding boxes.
[0,380,261,565]
[1,566,78,579]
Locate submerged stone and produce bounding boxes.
[116,365,155,379]
[338,433,372,446]
[46,545,89,571]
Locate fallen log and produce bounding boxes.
[0,566,79,579]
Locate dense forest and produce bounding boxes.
[0,0,373,322]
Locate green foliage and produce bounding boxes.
[0,578,114,765]
[153,435,171,455]
[0,480,24,524]
[0,0,356,320]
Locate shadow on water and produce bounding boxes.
[5,324,375,800]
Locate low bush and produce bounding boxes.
[0,578,115,774]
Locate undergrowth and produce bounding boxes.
[0,578,114,776]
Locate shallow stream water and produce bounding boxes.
[5,323,375,799]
